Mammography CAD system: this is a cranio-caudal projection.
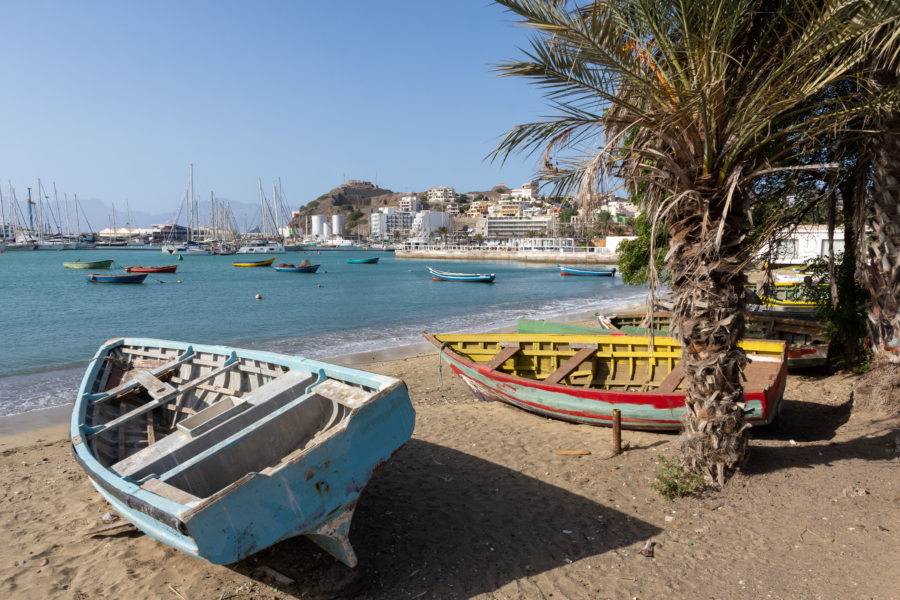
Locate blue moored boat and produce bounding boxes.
[346,257,379,264]
[70,338,415,567]
[558,264,617,277]
[85,273,148,284]
[273,263,320,273]
[427,266,495,283]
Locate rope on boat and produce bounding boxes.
[437,342,448,391]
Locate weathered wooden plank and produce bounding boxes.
[485,345,521,370]
[543,345,597,385]
[146,410,155,445]
[655,363,684,393]
[141,478,201,505]
[117,403,127,462]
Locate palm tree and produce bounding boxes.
[491,0,900,485]
[436,226,450,247]
[857,23,900,375]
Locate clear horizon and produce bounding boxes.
[1,1,547,216]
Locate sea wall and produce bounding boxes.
[395,247,619,264]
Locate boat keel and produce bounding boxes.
[305,502,358,568]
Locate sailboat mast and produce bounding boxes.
[189,164,194,243]
[257,177,264,238]
[74,193,82,236]
[0,185,5,241]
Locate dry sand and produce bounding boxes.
[1,322,899,599]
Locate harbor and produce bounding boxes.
[0,248,646,416]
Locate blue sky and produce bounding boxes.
[0,1,549,214]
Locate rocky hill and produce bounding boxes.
[289,180,514,236]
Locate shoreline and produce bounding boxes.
[0,299,651,437]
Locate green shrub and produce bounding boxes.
[651,455,706,500]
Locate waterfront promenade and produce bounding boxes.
[396,244,619,264]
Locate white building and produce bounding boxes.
[427,186,456,205]
[764,225,844,264]
[411,210,451,239]
[510,181,540,201]
[478,215,553,238]
[372,211,417,237]
[399,195,421,212]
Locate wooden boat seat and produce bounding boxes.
[485,342,521,370]
[110,370,316,481]
[543,343,598,385]
[88,348,195,406]
[655,364,684,393]
[157,379,350,498]
[742,356,782,389]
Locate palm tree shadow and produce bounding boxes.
[753,397,854,443]
[229,439,661,599]
[744,421,899,476]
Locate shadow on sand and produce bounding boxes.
[229,439,661,599]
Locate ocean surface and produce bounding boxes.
[0,249,647,416]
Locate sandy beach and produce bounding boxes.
[1,313,898,599]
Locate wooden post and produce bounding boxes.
[612,409,622,455]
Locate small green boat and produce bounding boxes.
[63,259,114,270]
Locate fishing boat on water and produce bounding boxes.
[346,257,379,264]
[85,273,148,284]
[124,265,179,274]
[427,266,495,283]
[232,257,276,267]
[273,263,320,273]
[70,338,415,566]
[425,332,786,430]
[558,265,617,277]
[63,259,114,269]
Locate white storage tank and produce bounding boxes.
[332,214,346,236]
[322,223,332,238]
[311,215,328,238]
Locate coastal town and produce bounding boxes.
[2,1,899,599]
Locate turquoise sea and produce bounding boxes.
[0,249,646,415]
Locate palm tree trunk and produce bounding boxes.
[667,181,750,487]
[864,124,900,363]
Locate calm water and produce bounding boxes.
[0,249,646,415]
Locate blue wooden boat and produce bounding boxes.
[427,266,495,283]
[85,273,148,284]
[70,338,415,566]
[346,257,379,264]
[558,264,617,277]
[273,263,320,273]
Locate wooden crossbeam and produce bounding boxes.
[655,363,684,393]
[86,354,239,439]
[485,343,521,370]
[543,345,598,385]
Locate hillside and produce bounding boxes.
[289,181,514,237]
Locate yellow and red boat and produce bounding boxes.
[425,332,787,430]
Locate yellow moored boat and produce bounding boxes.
[232,257,276,267]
